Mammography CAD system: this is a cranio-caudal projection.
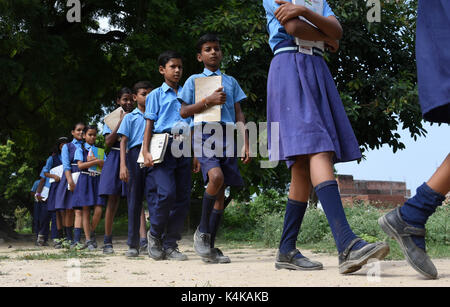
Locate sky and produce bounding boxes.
[335,121,450,194]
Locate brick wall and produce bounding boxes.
[337,174,411,207]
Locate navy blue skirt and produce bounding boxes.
[416,0,450,123]
[54,173,76,210]
[98,149,127,197]
[72,173,106,208]
[47,182,59,211]
[267,41,362,168]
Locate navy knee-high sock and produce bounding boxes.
[199,192,216,233]
[279,199,308,258]
[73,228,82,243]
[315,180,367,254]
[400,182,445,250]
[65,226,73,242]
[209,209,224,248]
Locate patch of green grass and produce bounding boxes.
[17,250,103,261]
[0,255,10,260]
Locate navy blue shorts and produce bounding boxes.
[193,124,244,187]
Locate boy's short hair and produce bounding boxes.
[196,33,220,53]
[117,87,132,99]
[133,81,154,94]
[158,50,183,68]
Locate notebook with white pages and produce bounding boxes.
[49,165,63,184]
[193,75,222,123]
[137,133,170,166]
[293,0,325,55]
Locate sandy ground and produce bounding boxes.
[0,236,449,287]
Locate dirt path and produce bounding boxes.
[0,237,449,287]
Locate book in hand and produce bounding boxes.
[49,165,64,184]
[293,0,325,54]
[137,133,169,167]
[67,172,80,190]
[194,75,222,123]
[88,147,105,173]
[104,107,124,132]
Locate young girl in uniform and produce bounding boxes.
[55,122,85,246]
[42,137,69,248]
[98,87,134,254]
[263,0,389,274]
[72,125,105,250]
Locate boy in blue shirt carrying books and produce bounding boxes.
[142,51,192,261]
[178,34,251,263]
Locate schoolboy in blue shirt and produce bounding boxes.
[178,34,251,263]
[142,50,192,261]
[118,81,155,257]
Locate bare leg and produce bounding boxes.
[104,195,119,237]
[90,205,103,232]
[206,167,224,196]
[74,209,83,228]
[82,206,91,241]
[308,152,335,187]
[139,207,147,239]
[427,154,450,195]
[289,155,311,202]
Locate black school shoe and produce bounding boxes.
[275,249,323,270]
[338,238,390,274]
[147,231,165,260]
[202,248,231,264]
[165,247,188,261]
[378,207,437,279]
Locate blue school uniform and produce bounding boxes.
[37,166,56,240]
[178,69,247,187]
[416,0,450,123]
[98,123,127,197]
[263,0,361,168]
[145,83,192,249]
[71,143,106,208]
[42,154,63,211]
[117,107,156,249]
[31,179,41,234]
[54,139,83,210]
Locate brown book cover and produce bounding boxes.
[194,75,222,123]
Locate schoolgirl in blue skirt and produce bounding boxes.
[378,0,450,280]
[41,137,69,247]
[98,87,134,254]
[54,122,85,246]
[72,125,106,250]
[263,0,389,274]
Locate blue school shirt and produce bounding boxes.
[263,0,335,51]
[178,68,247,125]
[41,154,62,175]
[39,166,51,189]
[145,83,191,134]
[102,123,112,136]
[117,107,146,150]
[61,139,83,172]
[31,180,40,192]
[74,143,103,163]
